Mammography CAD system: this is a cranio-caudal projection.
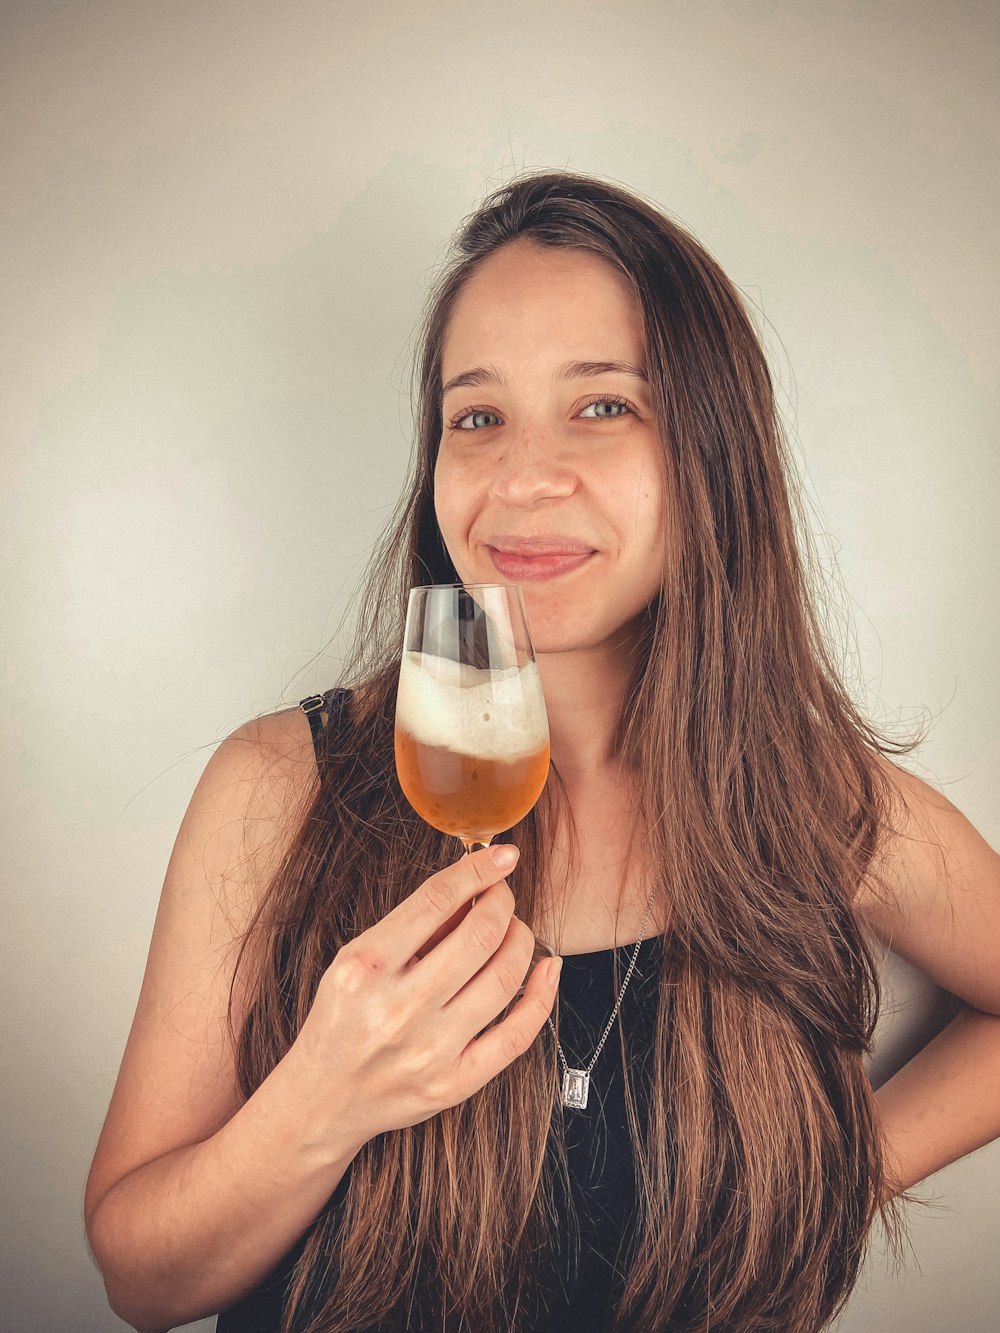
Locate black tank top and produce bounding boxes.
[217,689,664,1332]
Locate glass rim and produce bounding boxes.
[406,581,522,593]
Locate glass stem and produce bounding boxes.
[461,838,494,855]
[461,836,494,906]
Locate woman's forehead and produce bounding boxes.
[441,242,645,377]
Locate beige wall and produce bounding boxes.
[2,1,997,1329]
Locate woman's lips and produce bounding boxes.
[487,546,596,581]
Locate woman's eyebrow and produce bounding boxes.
[559,359,648,381]
[441,365,506,395]
[441,359,648,396]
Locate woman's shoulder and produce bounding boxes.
[189,697,344,893]
[231,700,320,763]
[214,685,361,816]
[857,753,952,917]
[220,685,358,785]
[866,752,972,886]
[211,706,320,812]
[858,752,1000,1013]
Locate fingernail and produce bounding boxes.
[492,845,518,870]
[547,957,563,985]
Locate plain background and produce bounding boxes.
[2,1,998,1329]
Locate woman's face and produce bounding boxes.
[433,240,667,656]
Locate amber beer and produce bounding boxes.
[395,726,550,842]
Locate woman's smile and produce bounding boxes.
[485,533,599,582]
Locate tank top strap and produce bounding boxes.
[298,687,351,766]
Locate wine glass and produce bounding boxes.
[394,583,554,981]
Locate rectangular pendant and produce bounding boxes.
[562,1068,590,1110]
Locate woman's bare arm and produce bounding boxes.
[83,708,368,1328]
[875,1004,1000,1197]
[859,758,1000,1196]
[85,707,558,1330]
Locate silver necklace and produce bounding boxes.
[546,887,658,1110]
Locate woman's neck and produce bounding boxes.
[532,622,659,946]
[534,625,640,784]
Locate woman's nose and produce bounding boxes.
[487,427,576,507]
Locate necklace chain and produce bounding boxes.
[545,886,657,1109]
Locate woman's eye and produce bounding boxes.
[579,398,631,419]
[451,409,502,430]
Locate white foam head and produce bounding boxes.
[395,652,548,759]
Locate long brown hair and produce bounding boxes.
[232,172,919,1331]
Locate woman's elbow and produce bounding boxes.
[85,1201,178,1332]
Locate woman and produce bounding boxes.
[85,173,1000,1332]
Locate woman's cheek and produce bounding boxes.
[437,457,488,531]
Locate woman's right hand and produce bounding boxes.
[289,844,561,1144]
